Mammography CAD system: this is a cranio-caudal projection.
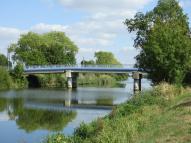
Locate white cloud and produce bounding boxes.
[0,27,23,41]
[30,23,68,33]
[0,27,24,54]
[58,0,152,12]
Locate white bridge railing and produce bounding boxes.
[25,64,135,70]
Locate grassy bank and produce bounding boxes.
[44,83,191,143]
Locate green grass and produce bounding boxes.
[43,83,191,143]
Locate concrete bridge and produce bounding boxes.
[24,65,143,92]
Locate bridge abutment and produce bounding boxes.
[132,72,142,93]
[66,70,78,88]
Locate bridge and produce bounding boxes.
[24,64,142,74]
[24,65,143,92]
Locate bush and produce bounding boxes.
[10,63,28,89]
[152,82,185,100]
[37,74,67,88]
[0,66,12,90]
[12,63,24,79]
[74,122,96,139]
[44,133,71,143]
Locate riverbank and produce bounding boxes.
[44,83,191,143]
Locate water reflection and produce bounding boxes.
[0,97,76,133]
[0,88,119,134]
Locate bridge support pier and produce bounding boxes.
[66,70,78,89]
[132,72,142,94]
[65,89,72,107]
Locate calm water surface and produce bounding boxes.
[0,79,151,143]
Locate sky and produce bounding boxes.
[0,0,191,64]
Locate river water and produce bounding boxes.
[0,79,151,143]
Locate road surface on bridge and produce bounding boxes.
[24,65,143,74]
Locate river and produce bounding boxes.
[0,78,151,143]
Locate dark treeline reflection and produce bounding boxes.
[0,97,76,132]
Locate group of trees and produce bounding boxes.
[81,51,121,66]
[125,0,191,84]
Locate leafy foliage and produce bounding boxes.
[12,63,24,79]
[81,60,95,66]
[0,54,8,66]
[11,31,78,65]
[79,52,128,83]
[95,51,121,65]
[0,66,12,89]
[125,0,191,84]
[95,51,128,81]
[3,97,76,133]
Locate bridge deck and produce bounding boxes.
[24,65,142,74]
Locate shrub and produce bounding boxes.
[152,82,185,100]
[44,133,71,143]
[0,66,12,89]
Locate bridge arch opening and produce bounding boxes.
[27,75,41,88]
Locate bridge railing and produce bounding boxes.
[24,64,135,70]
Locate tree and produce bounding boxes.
[81,60,95,66]
[11,31,78,65]
[0,54,8,66]
[94,51,127,81]
[125,0,191,84]
[12,63,24,79]
[95,51,121,65]
[42,32,78,65]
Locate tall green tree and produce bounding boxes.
[125,0,191,84]
[94,51,127,81]
[95,51,121,65]
[11,31,78,65]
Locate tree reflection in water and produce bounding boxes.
[0,98,7,112]
[0,97,76,133]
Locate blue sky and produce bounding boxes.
[0,0,190,64]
